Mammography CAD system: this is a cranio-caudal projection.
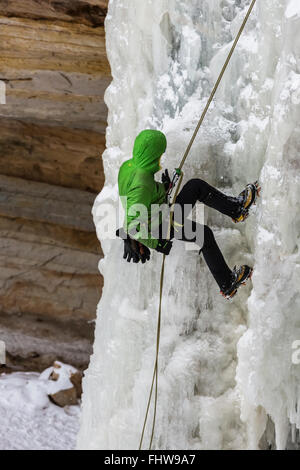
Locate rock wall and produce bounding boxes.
[0,0,110,370]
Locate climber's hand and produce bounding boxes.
[123,238,139,263]
[155,239,173,255]
[116,228,151,264]
[137,242,151,264]
[162,169,171,192]
[123,239,151,263]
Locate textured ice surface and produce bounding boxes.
[78,0,300,450]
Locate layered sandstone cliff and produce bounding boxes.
[0,0,110,370]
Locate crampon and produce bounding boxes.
[232,181,261,223]
[220,265,253,300]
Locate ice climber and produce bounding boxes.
[117,129,260,299]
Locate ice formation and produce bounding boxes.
[77,0,300,450]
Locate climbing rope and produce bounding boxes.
[138,172,184,451]
[139,0,257,450]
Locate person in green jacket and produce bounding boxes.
[117,129,260,299]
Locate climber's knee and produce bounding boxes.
[186,178,206,189]
[186,178,210,202]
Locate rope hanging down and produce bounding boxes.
[139,0,257,450]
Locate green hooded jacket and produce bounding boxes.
[118,129,168,249]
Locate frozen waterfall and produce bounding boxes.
[77,0,300,450]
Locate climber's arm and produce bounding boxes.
[125,185,159,250]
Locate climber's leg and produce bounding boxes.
[175,178,242,219]
[198,225,232,289]
[169,221,232,290]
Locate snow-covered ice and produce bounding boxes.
[78,0,300,450]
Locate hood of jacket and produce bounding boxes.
[132,129,167,174]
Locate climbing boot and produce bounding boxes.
[220,265,253,300]
[232,181,261,223]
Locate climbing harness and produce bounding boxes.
[139,0,257,450]
[166,168,182,203]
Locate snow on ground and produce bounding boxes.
[0,364,80,450]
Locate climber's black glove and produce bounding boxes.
[123,238,140,263]
[161,169,171,192]
[155,239,173,255]
[139,244,151,264]
[116,228,151,264]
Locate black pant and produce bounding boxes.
[168,179,242,290]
